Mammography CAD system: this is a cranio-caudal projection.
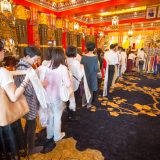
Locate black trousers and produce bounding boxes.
[67,85,82,118]
[107,65,115,93]
[0,120,25,160]
[157,64,160,74]
[139,60,144,73]
[24,119,36,152]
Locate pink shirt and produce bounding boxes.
[39,64,71,103]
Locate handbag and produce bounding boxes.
[60,79,70,102]
[0,87,29,126]
[73,75,84,96]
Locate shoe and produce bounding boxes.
[54,132,65,142]
[82,103,87,107]
[28,146,43,155]
[41,138,56,154]
[87,104,92,108]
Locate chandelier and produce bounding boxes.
[0,0,12,13]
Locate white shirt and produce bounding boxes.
[67,58,83,91]
[137,50,145,61]
[0,68,14,89]
[128,53,136,60]
[76,54,82,62]
[104,49,118,65]
[121,51,127,64]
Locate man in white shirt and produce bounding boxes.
[121,48,127,75]
[137,48,146,74]
[104,44,117,96]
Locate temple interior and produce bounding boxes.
[0,0,160,160]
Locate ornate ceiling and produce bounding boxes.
[13,0,160,31]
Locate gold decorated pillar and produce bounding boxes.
[77,25,83,54]
[66,21,74,46]
[55,18,64,47]
[14,5,28,58]
[38,13,49,59]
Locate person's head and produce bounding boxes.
[86,41,95,52]
[122,48,125,52]
[23,46,40,65]
[66,46,77,58]
[45,47,53,61]
[50,47,65,69]
[0,40,4,62]
[118,46,122,51]
[110,44,115,50]
[141,48,144,51]
[114,43,118,51]
[4,56,18,67]
[97,48,102,55]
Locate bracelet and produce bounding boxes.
[23,80,28,85]
[20,82,27,88]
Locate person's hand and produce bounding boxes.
[41,80,48,88]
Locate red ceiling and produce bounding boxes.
[13,0,160,29]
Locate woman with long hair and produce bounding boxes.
[38,47,71,151]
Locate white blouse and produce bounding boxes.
[67,57,83,92]
[0,67,14,89]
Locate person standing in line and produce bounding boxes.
[126,51,136,73]
[15,46,43,155]
[121,48,127,75]
[111,43,119,86]
[0,41,30,160]
[81,41,99,108]
[38,47,71,147]
[117,46,123,78]
[137,48,146,75]
[104,44,118,97]
[66,46,83,120]
[96,48,104,96]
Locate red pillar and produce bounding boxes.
[82,38,85,53]
[62,31,67,50]
[95,33,98,48]
[27,20,34,45]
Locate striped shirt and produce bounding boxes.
[15,59,39,120]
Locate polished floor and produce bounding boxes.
[28,73,160,160]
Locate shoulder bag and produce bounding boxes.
[0,87,29,126]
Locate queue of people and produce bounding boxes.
[0,39,159,160]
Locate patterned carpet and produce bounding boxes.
[28,73,160,160]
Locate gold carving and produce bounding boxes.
[68,21,74,31]
[18,44,28,47]
[56,18,64,29]
[38,13,49,25]
[13,5,28,20]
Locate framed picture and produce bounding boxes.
[146,6,157,19]
[157,6,160,18]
